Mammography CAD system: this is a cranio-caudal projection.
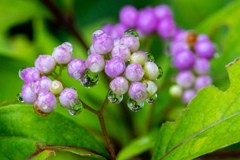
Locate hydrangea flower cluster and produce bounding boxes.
[18,29,163,114]
[102,4,215,104]
[18,42,83,116]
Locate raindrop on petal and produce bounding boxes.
[123,29,139,39]
[68,101,83,116]
[127,98,144,112]
[107,90,123,104]
[146,93,157,104]
[80,70,99,88]
[157,66,163,79]
[145,52,155,62]
[17,92,24,102]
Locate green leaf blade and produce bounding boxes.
[153,58,240,160]
[0,104,109,160]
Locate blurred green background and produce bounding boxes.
[1,0,240,159]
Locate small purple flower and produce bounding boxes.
[128,82,148,103]
[144,62,159,80]
[120,5,138,28]
[52,42,73,64]
[170,41,189,55]
[85,54,105,73]
[102,24,113,35]
[21,67,40,83]
[194,40,215,59]
[176,71,195,88]
[114,38,121,46]
[136,7,157,34]
[157,17,176,39]
[22,83,37,104]
[35,55,56,74]
[125,63,144,82]
[121,35,140,52]
[105,57,125,78]
[34,92,57,113]
[68,58,86,79]
[110,77,129,95]
[182,89,196,104]
[59,88,79,109]
[110,24,128,39]
[91,30,104,40]
[32,76,52,94]
[111,45,131,62]
[154,5,172,20]
[173,49,195,70]
[173,30,187,42]
[89,45,96,54]
[194,58,210,75]
[197,34,209,42]
[93,33,114,54]
[195,76,212,90]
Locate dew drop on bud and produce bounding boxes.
[69,101,83,116]
[123,29,139,39]
[146,93,157,104]
[33,103,49,117]
[127,98,144,112]
[107,90,123,104]
[145,52,155,62]
[18,67,26,79]
[17,92,24,102]
[80,70,99,88]
[157,66,163,79]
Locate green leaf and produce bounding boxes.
[152,57,240,160]
[0,104,109,160]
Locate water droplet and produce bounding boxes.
[123,29,139,39]
[17,92,24,102]
[157,66,163,79]
[108,90,123,104]
[146,94,157,104]
[127,98,144,112]
[145,52,155,62]
[87,49,91,55]
[69,101,83,115]
[80,70,99,88]
[18,67,26,79]
[33,103,49,117]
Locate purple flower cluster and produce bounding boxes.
[102,5,176,39]
[18,42,83,116]
[88,29,163,111]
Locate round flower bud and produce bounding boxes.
[121,35,140,52]
[110,77,129,95]
[169,85,183,98]
[194,58,210,75]
[102,24,113,35]
[89,45,96,54]
[145,80,158,97]
[120,5,138,28]
[110,24,128,39]
[137,51,148,61]
[136,7,157,34]
[49,80,63,95]
[197,34,209,42]
[157,17,176,39]
[59,88,79,109]
[68,58,86,79]
[174,30,187,42]
[35,55,56,74]
[194,40,215,59]
[34,92,57,113]
[93,33,114,54]
[195,76,212,90]
[154,5,172,20]
[111,45,131,62]
[32,76,52,94]
[170,41,189,55]
[91,30,104,40]
[52,42,73,64]
[173,49,195,70]
[182,89,196,104]
[125,63,144,82]
[85,54,105,73]
[176,71,195,88]
[105,57,125,78]
[22,83,37,104]
[144,62,159,80]
[128,82,148,103]
[114,38,121,46]
[22,67,40,83]
[130,52,146,66]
